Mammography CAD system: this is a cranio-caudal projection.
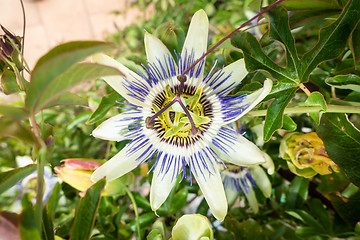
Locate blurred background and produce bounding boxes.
[0,0,154,68]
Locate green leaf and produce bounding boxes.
[295,227,323,238]
[299,0,360,82]
[0,117,37,144]
[329,191,360,227]
[282,115,297,131]
[266,6,300,72]
[264,85,298,141]
[129,212,157,231]
[169,188,188,214]
[47,182,61,220]
[20,205,42,240]
[231,32,296,82]
[0,105,28,120]
[281,0,341,10]
[326,74,360,92]
[27,62,122,113]
[70,178,106,240]
[42,92,88,110]
[1,69,20,94]
[147,229,163,240]
[25,41,119,113]
[0,164,36,194]
[287,176,309,209]
[316,113,360,186]
[308,198,331,228]
[305,91,328,124]
[351,21,360,66]
[87,91,121,125]
[42,208,54,240]
[224,218,265,239]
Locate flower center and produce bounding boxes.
[146,76,212,145]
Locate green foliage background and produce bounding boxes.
[1,0,360,239]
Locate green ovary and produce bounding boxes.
[154,85,210,138]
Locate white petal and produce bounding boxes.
[207,59,248,95]
[244,187,259,213]
[223,78,273,124]
[212,129,266,166]
[92,111,143,141]
[224,186,238,206]
[144,32,174,67]
[181,9,208,79]
[192,165,227,221]
[91,54,150,107]
[250,165,272,198]
[150,153,181,211]
[262,153,275,175]
[91,140,154,182]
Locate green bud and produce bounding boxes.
[154,22,185,54]
[170,214,213,240]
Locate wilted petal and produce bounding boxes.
[249,165,272,198]
[91,54,150,107]
[92,111,143,142]
[150,153,182,211]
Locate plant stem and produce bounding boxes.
[246,105,360,117]
[299,83,311,96]
[125,187,141,239]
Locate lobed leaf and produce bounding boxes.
[299,0,360,82]
[42,92,88,110]
[325,74,360,92]
[304,91,328,124]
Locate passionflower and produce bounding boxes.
[221,153,274,213]
[91,9,272,220]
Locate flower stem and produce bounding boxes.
[246,105,360,117]
[125,187,141,239]
[180,0,286,77]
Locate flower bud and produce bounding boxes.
[55,159,131,196]
[170,214,213,240]
[280,132,339,177]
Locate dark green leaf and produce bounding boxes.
[0,105,28,120]
[281,0,341,10]
[129,212,157,231]
[351,21,360,66]
[42,92,88,110]
[1,69,20,94]
[330,191,360,227]
[305,91,328,124]
[287,176,309,209]
[0,164,36,194]
[25,41,116,113]
[70,178,106,240]
[308,198,331,228]
[47,182,61,220]
[295,227,323,238]
[299,0,360,82]
[42,208,54,240]
[20,205,41,240]
[316,113,360,186]
[224,218,265,239]
[264,86,298,141]
[231,32,296,82]
[326,74,360,92]
[267,6,300,72]
[282,115,297,131]
[169,188,188,214]
[87,91,121,125]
